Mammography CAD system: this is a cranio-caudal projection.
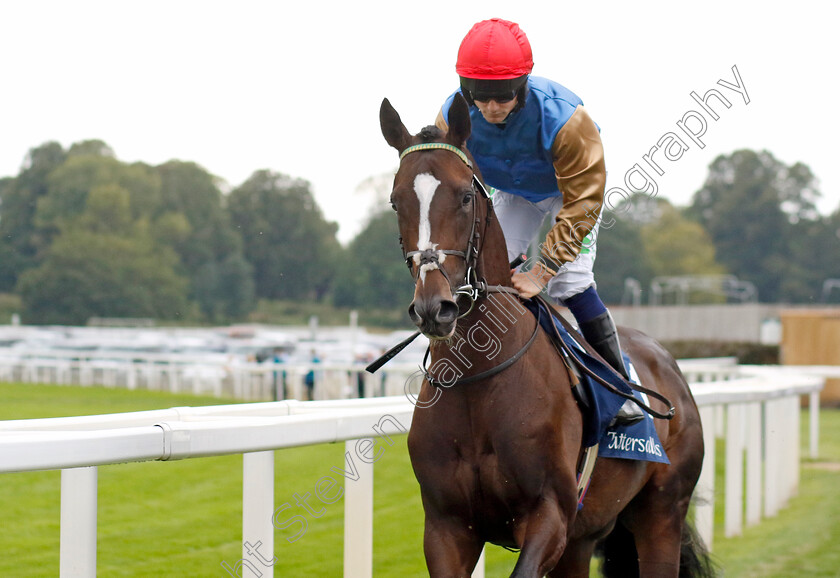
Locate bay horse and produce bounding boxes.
[379,94,713,577]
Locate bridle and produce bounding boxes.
[365,141,525,375]
[397,142,501,318]
[389,142,539,388]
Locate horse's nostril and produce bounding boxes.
[437,300,459,324]
[408,303,422,325]
[409,298,457,334]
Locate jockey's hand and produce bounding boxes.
[510,262,555,299]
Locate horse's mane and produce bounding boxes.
[418,125,444,143]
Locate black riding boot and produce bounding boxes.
[579,311,644,426]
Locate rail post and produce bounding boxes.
[344,438,374,577]
[242,451,275,577]
[60,466,98,577]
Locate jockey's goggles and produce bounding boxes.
[459,74,527,105]
[471,91,517,103]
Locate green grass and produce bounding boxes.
[1,382,838,576]
[0,381,242,420]
[709,409,840,577]
[0,382,428,576]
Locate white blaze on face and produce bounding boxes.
[413,173,446,284]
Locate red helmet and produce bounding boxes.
[455,18,534,80]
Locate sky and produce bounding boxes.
[2,1,839,244]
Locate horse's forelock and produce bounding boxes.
[417,125,444,143]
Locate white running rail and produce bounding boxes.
[0,362,830,577]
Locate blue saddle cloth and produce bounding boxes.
[599,357,669,464]
[524,299,669,464]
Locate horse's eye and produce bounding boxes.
[390,198,397,212]
[461,192,473,206]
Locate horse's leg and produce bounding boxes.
[621,470,693,577]
[546,538,596,578]
[626,512,683,577]
[423,517,484,578]
[509,497,572,577]
[618,329,705,577]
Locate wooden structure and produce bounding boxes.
[781,309,840,405]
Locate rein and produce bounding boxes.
[421,304,540,388]
[534,295,676,420]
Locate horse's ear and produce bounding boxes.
[380,98,412,153]
[446,93,471,148]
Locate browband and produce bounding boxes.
[399,143,473,169]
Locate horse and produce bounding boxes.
[378,93,713,577]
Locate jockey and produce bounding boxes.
[436,18,642,424]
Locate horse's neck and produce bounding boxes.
[476,206,514,288]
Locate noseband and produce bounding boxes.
[398,142,493,317]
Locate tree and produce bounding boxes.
[227,170,341,301]
[784,208,840,303]
[193,254,255,320]
[38,153,161,233]
[17,226,189,325]
[333,210,414,309]
[67,139,115,159]
[640,201,725,278]
[0,142,67,289]
[8,143,195,324]
[0,177,18,290]
[155,161,241,268]
[592,213,654,305]
[76,184,134,234]
[1,140,263,322]
[154,161,254,319]
[687,150,822,302]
